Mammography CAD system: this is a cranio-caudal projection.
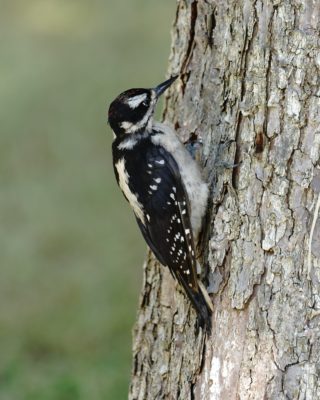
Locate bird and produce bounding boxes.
[108,75,213,330]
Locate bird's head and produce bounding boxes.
[108,76,178,137]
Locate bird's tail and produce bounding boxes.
[195,280,213,333]
[178,275,213,333]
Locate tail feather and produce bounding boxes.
[177,273,213,333]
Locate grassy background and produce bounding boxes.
[0,1,175,398]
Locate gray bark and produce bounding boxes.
[129,1,320,399]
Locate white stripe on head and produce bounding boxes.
[126,93,147,109]
[121,90,157,133]
[121,106,153,133]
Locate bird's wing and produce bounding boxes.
[134,145,211,323]
[113,138,212,325]
[138,146,198,283]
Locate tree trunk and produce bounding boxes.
[129,1,320,399]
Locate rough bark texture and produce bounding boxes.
[129,1,320,399]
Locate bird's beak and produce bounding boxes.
[154,75,178,98]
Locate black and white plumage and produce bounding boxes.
[108,76,213,329]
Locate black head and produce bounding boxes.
[108,76,178,137]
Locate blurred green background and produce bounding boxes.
[0,1,175,398]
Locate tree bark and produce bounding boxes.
[129,1,320,399]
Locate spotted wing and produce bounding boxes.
[135,146,212,321]
[139,148,196,267]
[113,138,211,325]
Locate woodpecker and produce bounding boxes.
[108,76,213,330]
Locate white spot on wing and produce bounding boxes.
[150,185,157,191]
[155,159,165,165]
[154,177,161,183]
